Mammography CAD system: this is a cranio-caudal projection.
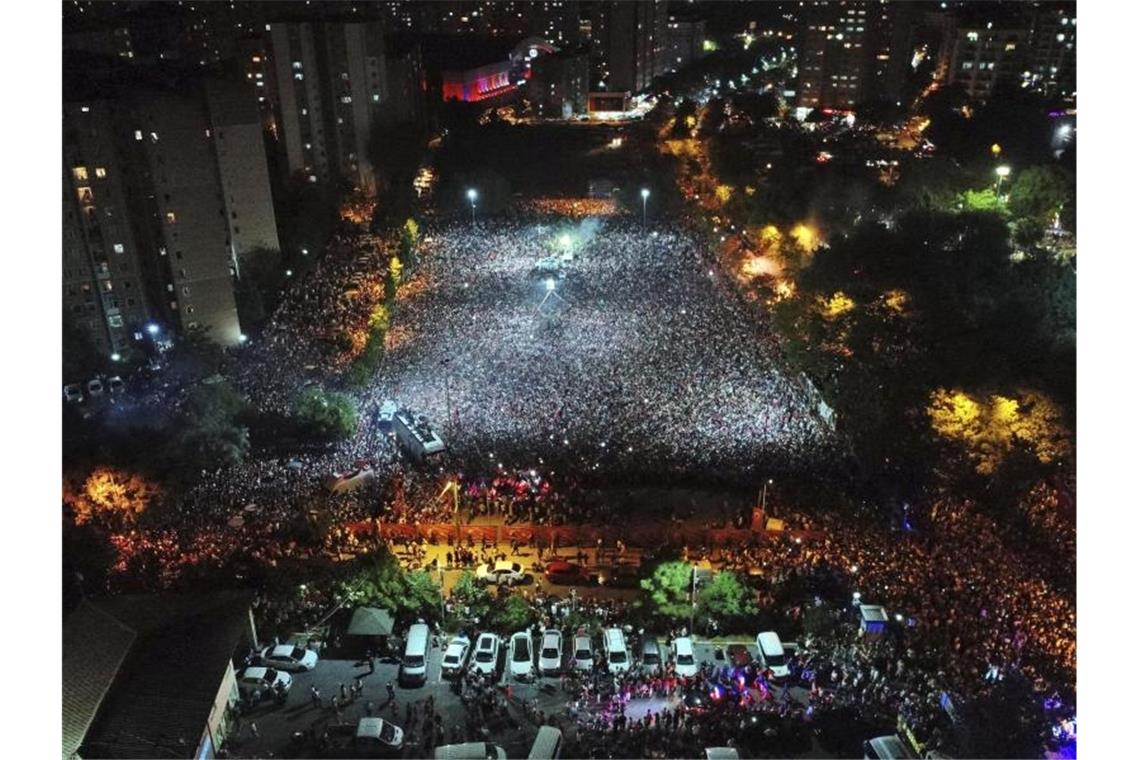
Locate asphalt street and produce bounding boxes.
[226,637,806,758]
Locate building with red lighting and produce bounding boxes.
[442,59,516,103]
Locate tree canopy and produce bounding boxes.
[640,561,696,621]
[292,385,359,440]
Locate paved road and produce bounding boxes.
[227,637,809,758]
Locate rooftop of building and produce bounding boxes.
[68,590,255,760]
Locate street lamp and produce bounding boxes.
[467,188,478,224]
[640,188,650,226]
[760,478,774,515]
[146,323,160,336]
[690,564,699,635]
[995,165,1011,197]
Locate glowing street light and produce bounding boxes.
[640,187,650,226]
[995,165,1011,196]
[110,352,121,362]
[146,323,160,336]
[467,188,478,224]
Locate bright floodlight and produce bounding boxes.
[146,323,160,335]
[239,334,249,343]
[545,278,556,291]
[467,188,478,201]
[995,165,1011,178]
[641,188,650,199]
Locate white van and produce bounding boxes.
[863,734,918,760]
[673,636,698,678]
[602,628,630,674]
[527,726,563,759]
[756,631,789,679]
[434,741,508,760]
[399,623,430,686]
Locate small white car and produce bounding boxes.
[572,635,594,672]
[539,630,563,675]
[108,375,125,394]
[673,637,698,678]
[441,635,471,679]
[470,632,500,676]
[509,631,535,681]
[87,378,105,398]
[237,666,292,698]
[259,643,318,672]
[64,384,83,403]
[475,561,527,586]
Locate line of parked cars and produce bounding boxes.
[430,626,793,687]
[64,375,125,404]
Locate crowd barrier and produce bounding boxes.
[349,519,819,549]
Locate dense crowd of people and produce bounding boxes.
[87,206,1074,758]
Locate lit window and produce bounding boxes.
[72,167,88,181]
[967,31,979,42]
[252,55,261,63]
[113,243,125,253]
[166,212,177,223]
[134,130,143,141]
[294,73,304,80]
[292,61,303,69]
[150,132,159,142]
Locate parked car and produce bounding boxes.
[756,631,789,679]
[441,635,471,679]
[475,561,527,586]
[63,384,83,403]
[107,375,125,394]
[640,637,663,675]
[86,378,105,398]
[237,666,292,700]
[470,633,501,676]
[673,637,699,678]
[572,634,594,672]
[538,630,563,675]
[320,717,404,758]
[603,628,631,674]
[544,560,591,585]
[509,632,536,681]
[259,643,318,672]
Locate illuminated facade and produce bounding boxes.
[944,25,1029,100]
[442,59,516,102]
[63,102,152,358]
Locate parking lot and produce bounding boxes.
[226,635,805,758]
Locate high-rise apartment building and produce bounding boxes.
[665,18,707,73]
[267,21,389,193]
[63,103,152,358]
[64,61,280,348]
[943,23,1029,101]
[796,1,873,111]
[1024,4,1075,98]
[591,0,668,93]
[127,90,245,346]
[529,49,589,118]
